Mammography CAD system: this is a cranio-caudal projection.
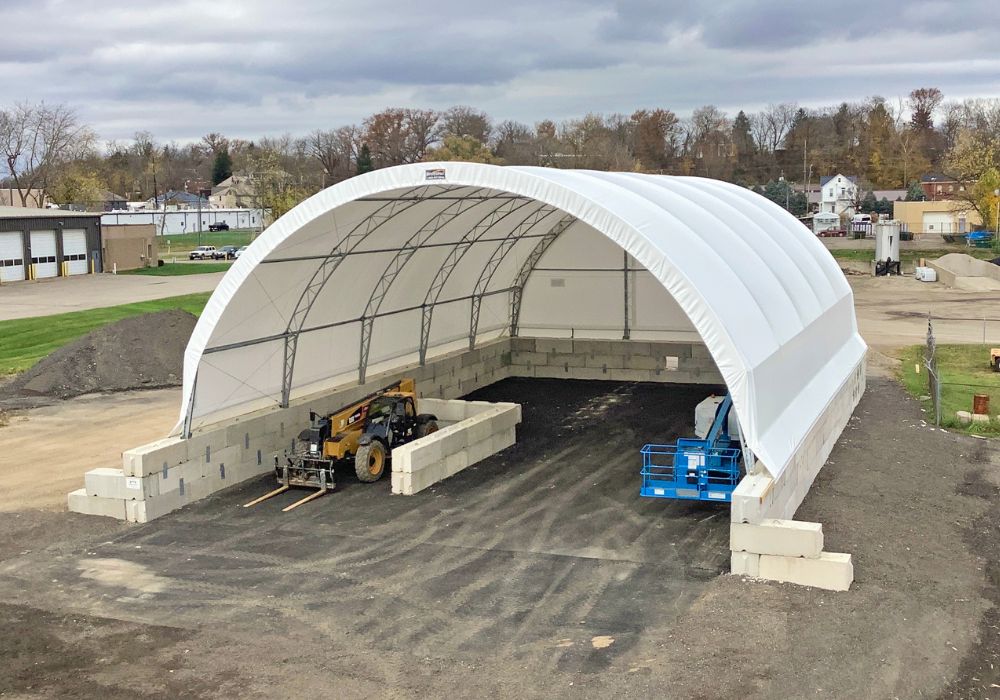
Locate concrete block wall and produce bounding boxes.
[68,338,514,523]
[391,399,521,495]
[729,357,865,591]
[508,337,723,385]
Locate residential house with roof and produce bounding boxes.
[819,174,859,215]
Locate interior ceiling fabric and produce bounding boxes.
[177,162,866,479]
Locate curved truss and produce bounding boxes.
[468,212,575,348]
[355,189,495,383]
[416,197,543,364]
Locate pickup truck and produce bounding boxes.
[189,245,217,260]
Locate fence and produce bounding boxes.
[923,313,1000,426]
[924,314,942,426]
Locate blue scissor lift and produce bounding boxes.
[640,394,742,503]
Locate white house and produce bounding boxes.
[820,174,859,215]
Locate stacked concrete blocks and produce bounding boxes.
[391,399,521,495]
[68,339,515,523]
[508,337,723,386]
[729,358,865,591]
[730,518,852,591]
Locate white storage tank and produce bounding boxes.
[915,266,937,282]
[875,220,901,262]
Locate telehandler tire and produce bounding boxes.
[416,420,439,439]
[355,441,387,482]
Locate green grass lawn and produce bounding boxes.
[0,293,210,376]
[157,229,256,252]
[121,262,233,276]
[899,343,1000,435]
[830,248,998,263]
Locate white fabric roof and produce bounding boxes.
[177,162,866,478]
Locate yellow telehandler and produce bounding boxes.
[244,378,438,511]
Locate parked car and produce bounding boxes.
[234,246,248,259]
[209,222,230,232]
[213,245,238,260]
[189,245,217,260]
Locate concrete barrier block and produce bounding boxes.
[444,450,469,477]
[548,353,587,368]
[122,436,189,477]
[731,473,773,524]
[609,340,651,356]
[466,437,494,465]
[510,338,535,353]
[758,552,853,591]
[408,439,445,472]
[609,368,653,383]
[492,427,517,453]
[730,551,760,577]
[126,490,186,523]
[558,366,613,381]
[573,339,611,355]
[391,470,404,495]
[68,488,127,520]
[462,400,494,418]
[730,519,824,558]
[493,406,521,432]
[418,398,465,422]
[534,338,574,354]
[464,412,497,445]
[511,351,549,367]
[439,426,468,454]
[182,429,227,467]
[626,354,663,370]
[86,467,159,500]
[584,354,625,370]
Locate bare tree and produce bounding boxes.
[749,103,797,153]
[0,102,94,206]
[441,106,492,145]
[308,125,359,184]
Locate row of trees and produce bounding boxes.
[2,88,999,227]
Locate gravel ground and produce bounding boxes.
[0,377,997,698]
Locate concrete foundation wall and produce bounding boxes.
[391,399,521,495]
[508,337,724,385]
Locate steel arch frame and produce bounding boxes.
[417,198,547,365]
[468,212,576,349]
[356,188,496,383]
[508,217,577,337]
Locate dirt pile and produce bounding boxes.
[2,309,196,402]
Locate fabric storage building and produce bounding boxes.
[0,206,102,282]
[75,164,865,587]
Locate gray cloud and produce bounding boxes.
[0,0,997,142]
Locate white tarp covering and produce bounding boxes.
[177,163,866,479]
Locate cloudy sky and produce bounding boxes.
[3,0,999,143]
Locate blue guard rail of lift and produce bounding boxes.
[640,394,742,503]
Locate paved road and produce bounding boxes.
[0,271,225,321]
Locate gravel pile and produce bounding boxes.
[1,309,196,402]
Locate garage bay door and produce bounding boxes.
[30,230,57,278]
[0,232,25,282]
[62,229,88,275]
[922,212,955,234]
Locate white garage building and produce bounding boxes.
[74,164,867,590]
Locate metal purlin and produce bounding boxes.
[469,212,576,349]
[356,188,493,384]
[508,216,577,337]
[277,185,439,408]
[417,197,544,365]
